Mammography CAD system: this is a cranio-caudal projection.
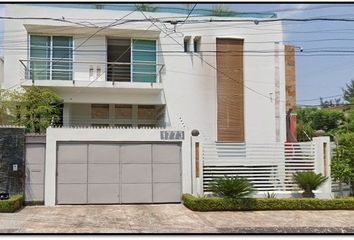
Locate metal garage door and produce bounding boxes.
[56,143,181,204]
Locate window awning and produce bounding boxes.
[24,24,160,39]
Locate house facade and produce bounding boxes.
[1,4,302,206]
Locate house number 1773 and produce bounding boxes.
[160,131,185,140]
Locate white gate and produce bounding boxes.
[200,141,321,194]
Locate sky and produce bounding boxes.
[1,3,354,105]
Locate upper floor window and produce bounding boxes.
[107,38,157,83]
[29,35,73,81]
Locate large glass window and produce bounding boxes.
[132,39,156,83]
[29,35,73,81]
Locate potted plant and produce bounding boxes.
[293,171,328,198]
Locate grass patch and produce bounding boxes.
[182,194,354,211]
[0,195,23,213]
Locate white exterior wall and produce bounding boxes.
[3,4,286,144]
[2,5,290,205]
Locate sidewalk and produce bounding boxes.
[0,204,353,233]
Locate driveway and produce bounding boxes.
[0,204,354,233]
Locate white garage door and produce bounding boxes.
[56,143,181,204]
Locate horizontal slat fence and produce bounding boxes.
[202,142,316,193]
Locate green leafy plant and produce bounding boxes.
[331,132,354,195]
[182,194,354,211]
[5,86,63,133]
[293,171,328,198]
[209,176,256,199]
[264,192,277,198]
[209,4,234,17]
[134,4,158,12]
[0,195,23,213]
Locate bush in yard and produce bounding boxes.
[0,195,23,213]
[182,194,354,211]
[209,176,256,199]
[293,171,328,198]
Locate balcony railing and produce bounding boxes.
[19,60,164,84]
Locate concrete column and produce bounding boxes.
[62,103,71,126]
[313,136,332,198]
[191,135,203,196]
[44,128,56,206]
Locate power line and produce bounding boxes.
[297,94,343,102]
[4,10,136,91]
[139,11,279,102]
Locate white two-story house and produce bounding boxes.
[1,4,299,205]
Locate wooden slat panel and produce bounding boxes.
[285,45,296,112]
[216,38,244,142]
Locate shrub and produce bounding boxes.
[182,194,354,211]
[264,192,277,198]
[209,177,256,199]
[0,195,23,213]
[293,171,328,198]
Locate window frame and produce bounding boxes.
[28,34,74,81]
[131,38,157,83]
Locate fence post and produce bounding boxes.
[191,135,202,196]
[313,136,332,198]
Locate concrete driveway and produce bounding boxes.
[1,204,354,233]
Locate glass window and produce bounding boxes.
[29,35,50,80]
[132,39,156,83]
[29,35,73,81]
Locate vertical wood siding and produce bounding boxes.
[285,45,296,112]
[216,38,244,142]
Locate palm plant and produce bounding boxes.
[293,171,328,198]
[134,4,158,12]
[210,176,256,199]
[264,192,277,198]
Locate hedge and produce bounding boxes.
[182,194,354,211]
[0,195,23,213]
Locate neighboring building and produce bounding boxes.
[1,4,299,205]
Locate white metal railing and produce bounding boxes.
[201,142,316,193]
[19,59,164,84]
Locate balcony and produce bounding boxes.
[19,59,164,91]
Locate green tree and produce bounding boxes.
[7,86,63,133]
[134,4,158,12]
[94,4,104,9]
[296,107,345,141]
[209,4,234,17]
[0,88,12,125]
[331,132,354,195]
[343,79,354,103]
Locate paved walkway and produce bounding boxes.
[0,204,353,233]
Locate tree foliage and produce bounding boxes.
[134,4,158,12]
[209,4,234,17]
[1,86,63,133]
[296,107,345,141]
[343,79,354,103]
[331,132,354,195]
